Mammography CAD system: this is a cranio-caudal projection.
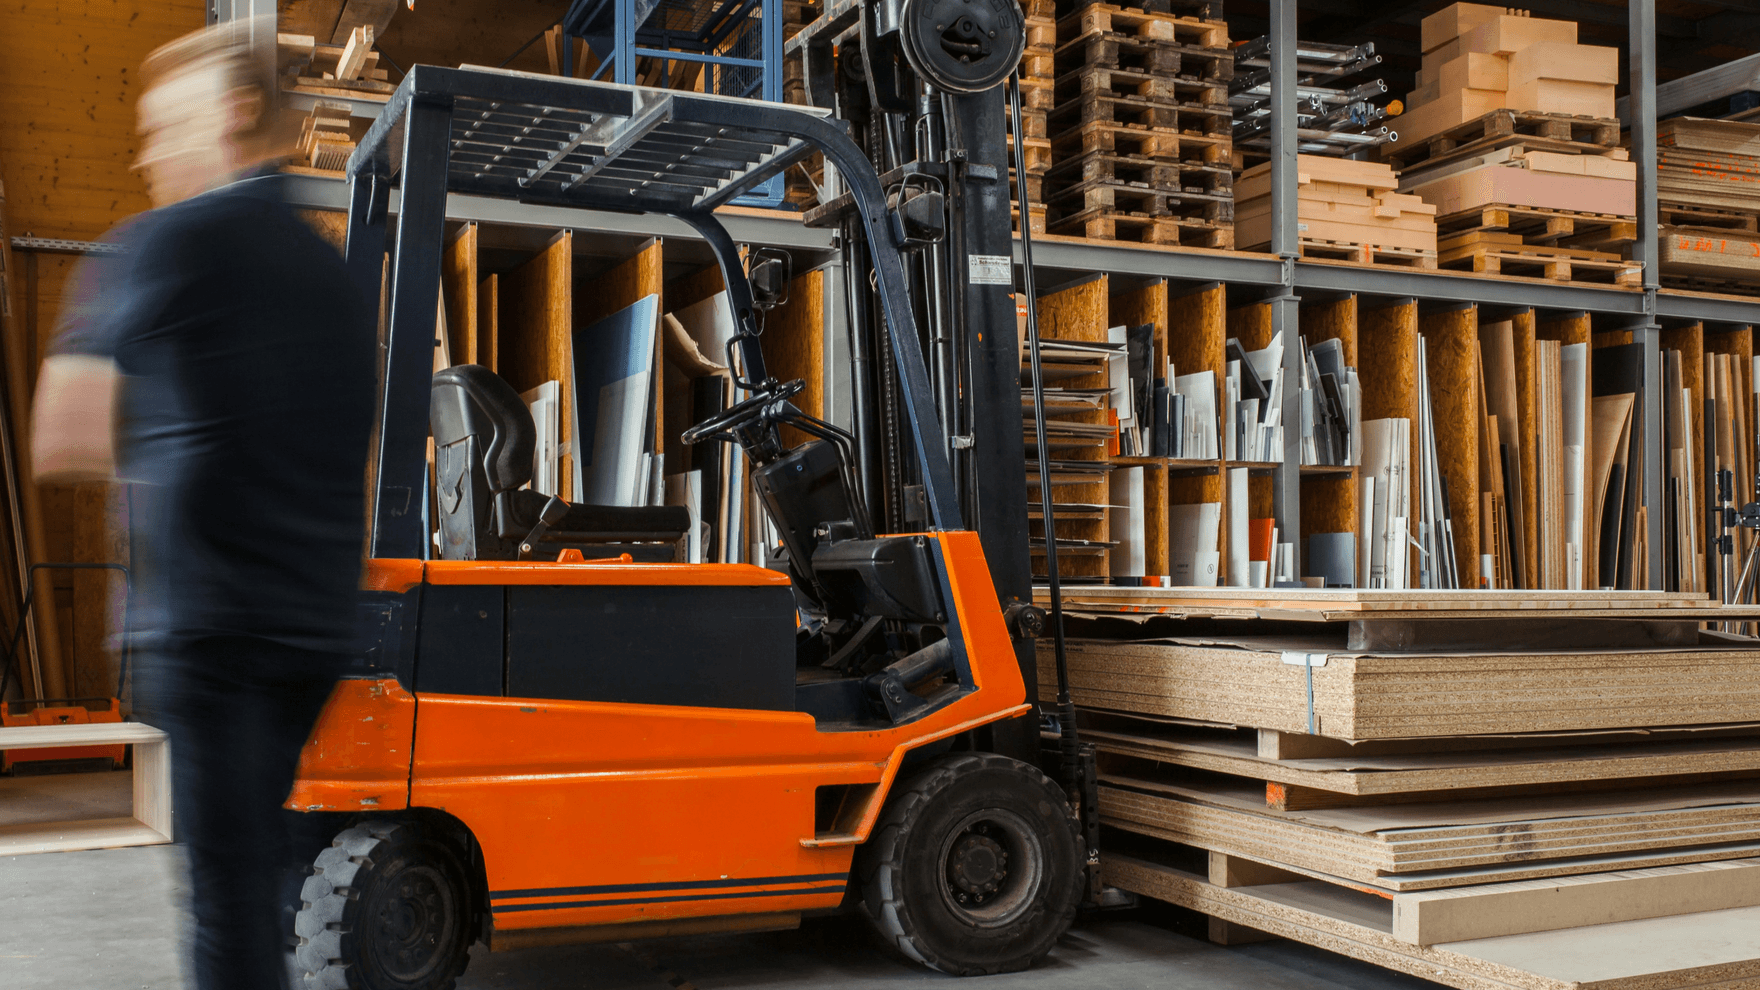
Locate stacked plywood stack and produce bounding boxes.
[1043,1,1233,246]
[1011,0,1056,235]
[1384,4,1639,285]
[1656,117,1760,293]
[1235,156,1437,267]
[1036,591,1760,986]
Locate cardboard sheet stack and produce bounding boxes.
[1236,155,1438,267]
[1656,117,1760,291]
[1385,5,1639,284]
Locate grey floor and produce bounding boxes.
[0,770,1446,990]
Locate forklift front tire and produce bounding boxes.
[295,820,475,990]
[856,752,1083,976]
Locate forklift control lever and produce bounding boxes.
[517,495,571,559]
[680,378,807,445]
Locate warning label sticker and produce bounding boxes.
[967,254,1013,285]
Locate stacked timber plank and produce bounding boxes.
[1656,117,1760,294]
[1236,156,1437,267]
[1043,1,1233,247]
[1384,4,1639,286]
[1042,590,1760,988]
[1011,0,1056,235]
[278,27,394,103]
[292,101,356,174]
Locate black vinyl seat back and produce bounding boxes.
[430,365,691,561]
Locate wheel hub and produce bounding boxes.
[368,865,451,981]
[947,826,1009,902]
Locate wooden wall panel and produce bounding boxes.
[1512,309,1538,588]
[441,224,479,366]
[498,231,573,496]
[1422,304,1481,586]
[1035,275,1110,578]
[0,0,203,701]
[762,268,826,450]
[476,274,499,373]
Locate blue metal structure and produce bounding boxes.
[563,0,786,206]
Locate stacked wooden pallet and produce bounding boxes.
[1236,156,1437,268]
[1040,591,1760,987]
[1011,0,1056,234]
[1385,4,1638,286]
[1043,1,1233,247]
[1656,117,1760,294]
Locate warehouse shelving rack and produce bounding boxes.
[199,0,1757,590]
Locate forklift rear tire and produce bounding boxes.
[295,820,474,990]
[856,752,1083,975]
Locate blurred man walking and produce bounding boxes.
[32,19,376,990]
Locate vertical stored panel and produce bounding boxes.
[1706,325,1755,589]
[577,238,666,474]
[477,273,499,373]
[1538,312,1591,589]
[442,223,479,366]
[1034,275,1111,579]
[1358,299,1417,587]
[1298,294,1357,580]
[667,262,728,314]
[1512,309,1538,588]
[763,268,827,449]
[1661,321,1706,593]
[1421,304,1481,588]
[498,231,573,495]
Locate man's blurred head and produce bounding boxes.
[136,18,281,208]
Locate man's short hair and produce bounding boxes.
[141,15,280,134]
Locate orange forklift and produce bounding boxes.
[284,1,1099,984]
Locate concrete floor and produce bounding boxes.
[1,840,1449,990]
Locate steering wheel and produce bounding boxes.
[680,378,806,445]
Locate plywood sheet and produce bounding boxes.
[1105,854,1760,990]
[441,223,478,366]
[1422,306,1482,581]
[498,231,572,495]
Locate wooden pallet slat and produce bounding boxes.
[1384,110,1623,174]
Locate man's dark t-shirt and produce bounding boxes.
[54,176,376,656]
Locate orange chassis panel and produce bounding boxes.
[290,531,1028,935]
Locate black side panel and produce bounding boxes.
[352,588,421,691]
[415,584,506,696]
[507,585,795,710]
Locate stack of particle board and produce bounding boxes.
[1011,0,1056,235]
[1044,1,1233,247]
[1656,117,1760,292]
[1235,156,1437,267]
[1040,594,1760,986]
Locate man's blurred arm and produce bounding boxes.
[32,355,119,482]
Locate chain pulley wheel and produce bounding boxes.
[899,0,1026,94]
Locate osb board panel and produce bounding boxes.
[1422,305,1481,585]
[1302,295,1358,367]
[1038,274,1111,344]
[1359,299,1417,424]
[666,262,727,315]
[441,223,478,366]
[477,274,498,373]
[762,268,825,450]
[1105,855,1760,990]
[1227,300,1275,352]
[498,231,572,496]
[1302,474,1357,559]
[1168,282,1225,383]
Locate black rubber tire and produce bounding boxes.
[855,752,1084,975]
[294,820,475,990]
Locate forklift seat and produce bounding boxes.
[430,364,691,561]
